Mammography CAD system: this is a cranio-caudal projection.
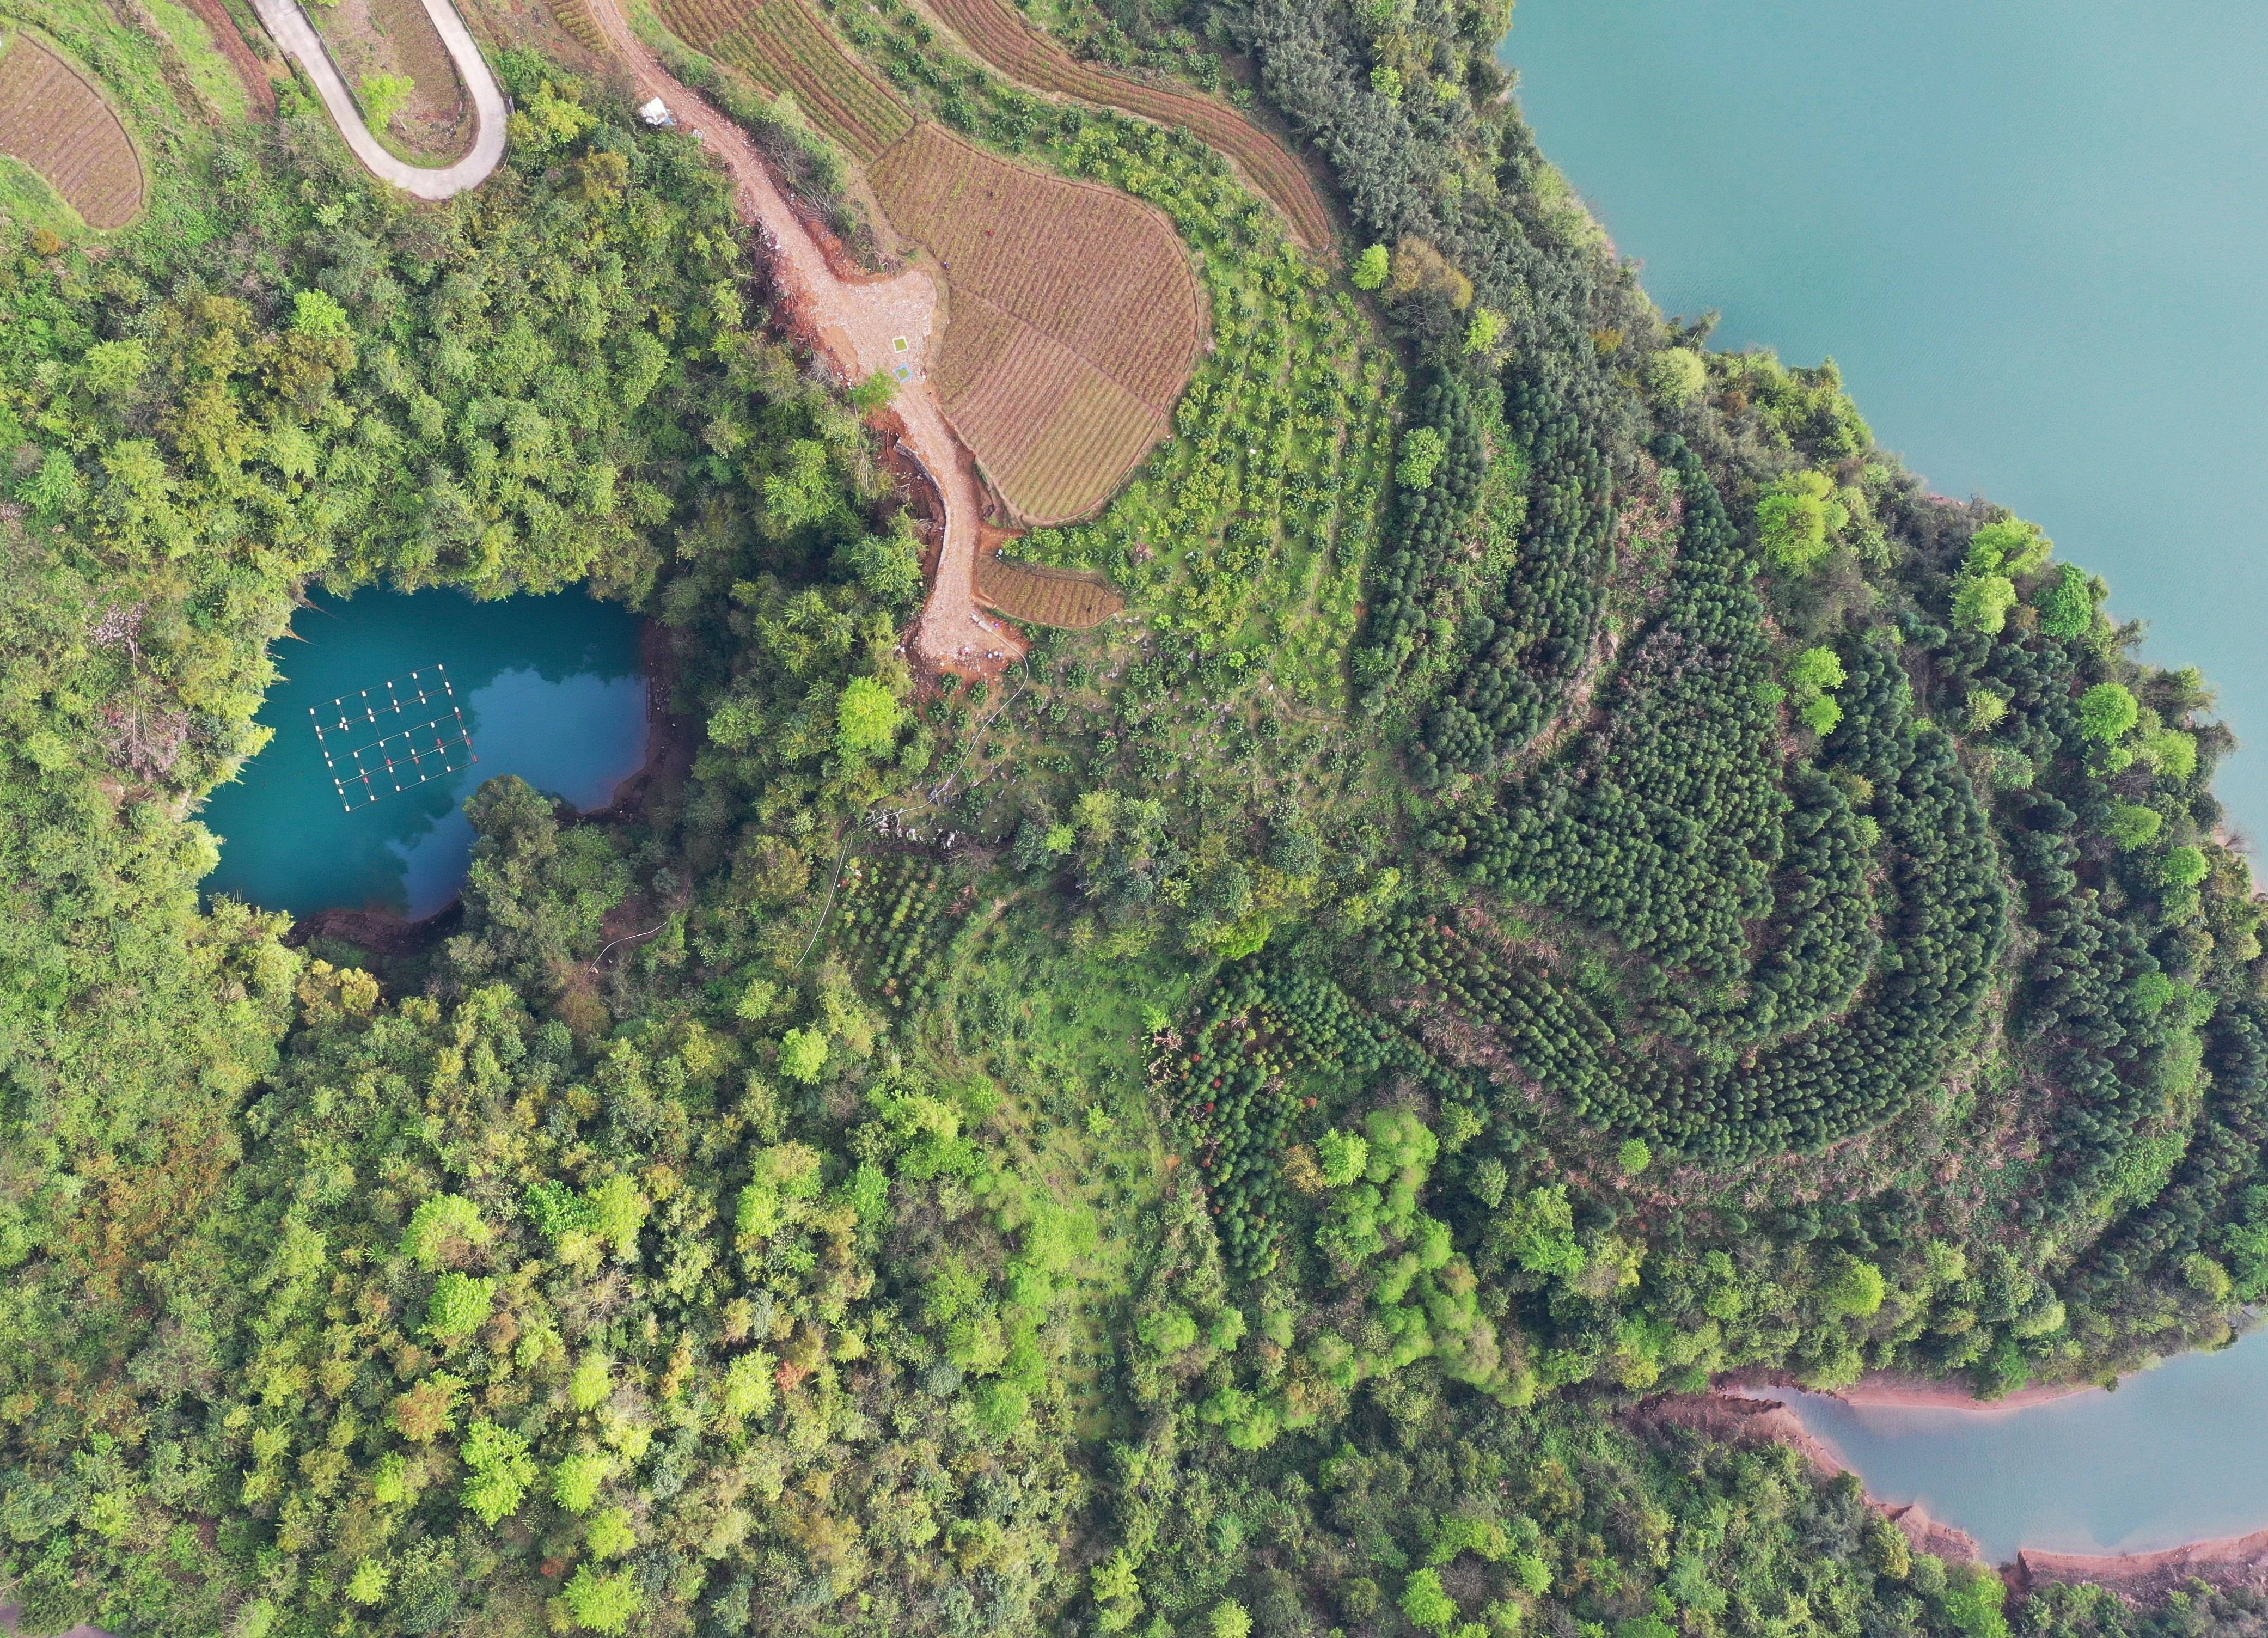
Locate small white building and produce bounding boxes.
[638,97,675,127]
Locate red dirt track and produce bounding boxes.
[584,0,1025,680]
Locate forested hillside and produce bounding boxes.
[4,0,2268,1634]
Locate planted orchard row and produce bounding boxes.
[1160,972,1297,1277]
[829,855,959,1011]
[1371,916,1624,1116]
[1163,960,1481,1279]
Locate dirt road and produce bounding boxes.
[582,0,1023,679]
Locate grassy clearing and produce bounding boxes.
[0,27,143,227]
[0,148,81,239]
[312,0,474,162]
[918,893,1191,1427]
[144,0,250,120]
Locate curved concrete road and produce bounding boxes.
[248,0,506,198]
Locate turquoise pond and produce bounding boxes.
[199,589,650,921]
[1505,0,2268,839]
[1502,0,2268,1554]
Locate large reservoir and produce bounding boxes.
[1503,0,2268,1558]
[1505,0,2268,839]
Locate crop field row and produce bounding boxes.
[658,0,912,158]
[871,122,1200,411]
[940,305,1167,521]
[975,551,1123,627]
[929,292,1169,519]
[0,34,143,228]
[646,0,1200,520]
[927,0,1330,250]
[543,0,607,52]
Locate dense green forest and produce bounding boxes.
[8,0,2268,1634]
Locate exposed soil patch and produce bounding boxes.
[178,0,281,115]
[2015,1532,2268,1600]
[1719,1367,2101,1413]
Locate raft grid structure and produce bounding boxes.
[309,665,477,812]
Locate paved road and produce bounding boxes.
[583,0,1023,680]
[247,0,506,198]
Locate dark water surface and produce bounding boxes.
[1780,1329,2268,1561]
[200,589,649,920]
[1504,0,2268,836]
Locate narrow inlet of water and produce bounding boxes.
[1778,1329,2268,1562]
[199,588,650,921]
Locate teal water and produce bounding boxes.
[200,589,649,921]
[1504,0,2268,1556]
[1780,1329,2268,1560]
[1505,0,2268,838]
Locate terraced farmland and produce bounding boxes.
[927,0,1330,250]
[871,123,1202,522]
[0,33,144,228]
[657,0,911,158]
[645,0,1203,521]
[975,551,1124,628]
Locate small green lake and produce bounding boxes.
[1780,1329,2268,1561]
[200,589,650,921]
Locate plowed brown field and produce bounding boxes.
[645,0,1204,519]
[657,0,910,158]
[938,301,1164,522]
[870,123,1201,522]
[0,35,143,228]
[976,551,1123,627]
[927,0,1330,251]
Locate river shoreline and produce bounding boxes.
[1720,1367,2105,1413]
[1636,1392,1987,1565]
[1655,1375,2268,1598]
